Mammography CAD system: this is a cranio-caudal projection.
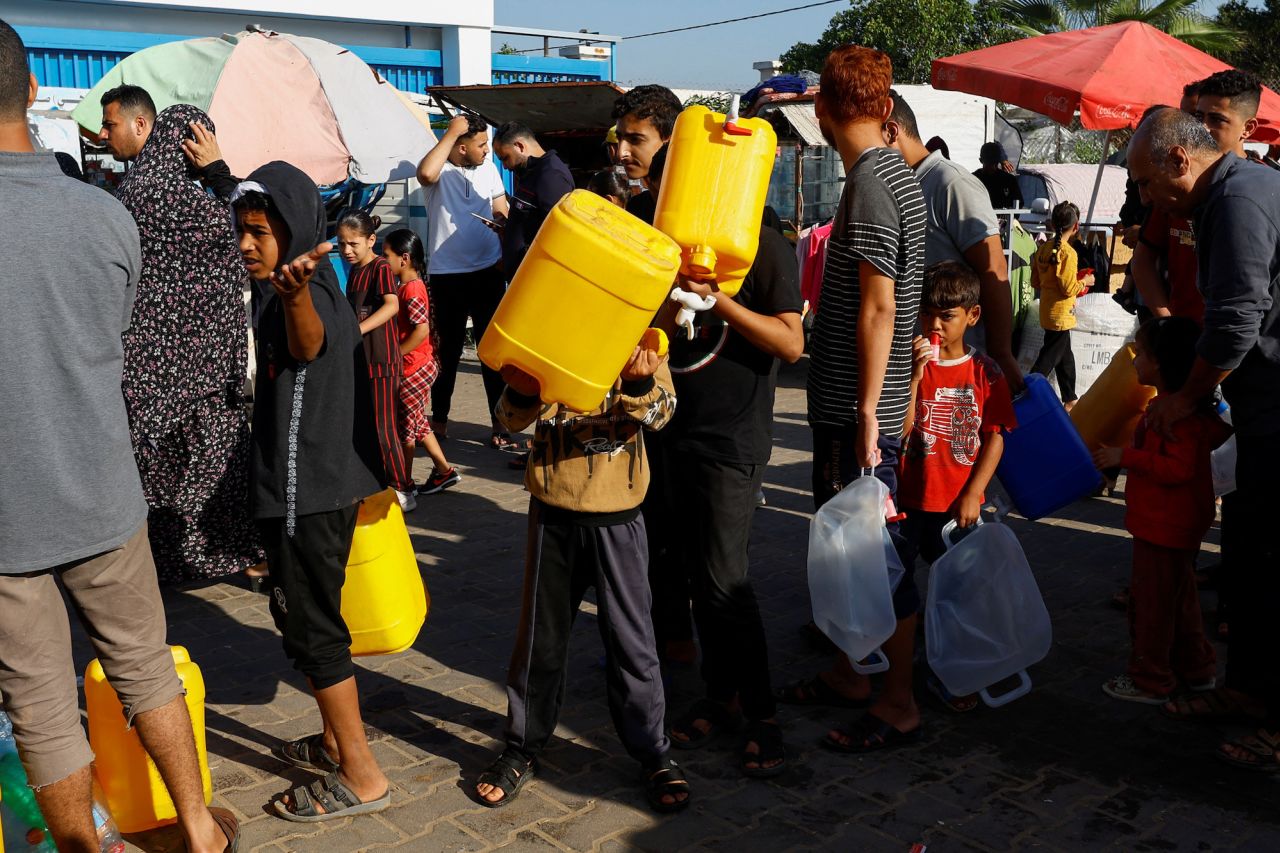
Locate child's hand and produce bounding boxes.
[271,242,333,301]
[951,490,983,528]
[619,344,664,383]
[501,365,540,398]
[911,335,933,382]
[1092,445,1123,470]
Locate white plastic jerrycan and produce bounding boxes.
[808,475,903,669]
[925,517,1052,707]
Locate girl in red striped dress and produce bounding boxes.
[383,229,460,496]
[336,211,415,511]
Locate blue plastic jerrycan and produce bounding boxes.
[996,373,1100,520]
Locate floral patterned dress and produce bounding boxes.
[116,104,263,583]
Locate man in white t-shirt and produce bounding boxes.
[416,114,513,447]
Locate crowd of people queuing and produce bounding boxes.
[2,10,1280,848]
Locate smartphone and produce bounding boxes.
[470,211,499,228]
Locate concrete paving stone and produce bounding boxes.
[945,796,1054,852]
[377,816,491,852]
[699,813,823,851]
[1039,807,1147,849]
[492,828,574,851]
[533,799,654,851]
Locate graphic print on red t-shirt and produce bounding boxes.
[898,350,1017,513]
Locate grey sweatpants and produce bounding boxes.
[503,500,669,765]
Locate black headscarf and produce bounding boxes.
[116,104,249,438]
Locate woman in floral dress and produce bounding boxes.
[116,104,263,583]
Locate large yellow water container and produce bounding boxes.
[1070,342,1156,451]
[85,646,211,834]
[654,105,778,298]
[478,189,682,412]
[342,489,428,657]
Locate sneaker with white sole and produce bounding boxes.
[1102,674,1169,705]
[395,489,417,513]
[418,467,461,495]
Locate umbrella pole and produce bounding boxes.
[1085,130,1113,225]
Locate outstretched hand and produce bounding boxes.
[271,242,332,300]
[182,121,223,169]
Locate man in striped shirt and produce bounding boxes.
[781,45,929,752]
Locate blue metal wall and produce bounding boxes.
[16,25,610,93]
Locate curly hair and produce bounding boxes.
[611,84,682,138]
[817,45,893,126]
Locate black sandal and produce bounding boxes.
[490,432,519,451]
[669,698,741,750]
[821,712,923,754]
[643,755,691,814]
[273,772,390,822]
[774,675,870,709]
[275,734,340,774]
[473,750,536,809]
[741,720,787,779]
[1216,729,1280,773]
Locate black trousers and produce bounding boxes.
[644,434,694,648]
[666,451,775,721]
[259,504,359,691]
[427,263,507,426]
[1030,328,1077,402]
[1225,432,1280,711]
[504,501,668,764]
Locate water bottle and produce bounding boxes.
[93,794,125,853]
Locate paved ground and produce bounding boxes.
[89,352,1280,852]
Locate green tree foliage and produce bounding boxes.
[1214,0,1280,90]
[999,0,1241,54]
[780,0,1017,84]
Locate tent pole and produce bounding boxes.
[1085,130,1113,225]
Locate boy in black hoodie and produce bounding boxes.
[230,162,390,823]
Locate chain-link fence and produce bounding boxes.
[1003,110,1131,165]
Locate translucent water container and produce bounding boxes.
[478,189,682,412]
[85,647,211,834]
[807,476,901,665]
[1070,342,1154,451]
[343,489,428,657]
[996,373,1101,519]
[654,103,777,298]
[925,519,1052,706]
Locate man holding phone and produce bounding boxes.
[416,114,513,448]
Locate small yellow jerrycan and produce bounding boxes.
[1070,342,1156,451]
[654,98,778,298]
[479,189,682,412]
[342,489,428,657]
[85,646,211,834]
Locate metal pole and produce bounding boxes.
[1085,130,1113,226]
[543,36,549,57]
[795,143,804,226]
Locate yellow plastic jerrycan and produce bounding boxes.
[85,646,211,834]
[1070,342,1156,451]
[478,189,682,412]
[342,488,428,657]
[654,101,778,297]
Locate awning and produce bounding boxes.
[426,81,626,135]
[773,102,826,147]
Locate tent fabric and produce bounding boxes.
[932,21,1280,142]
[284,34,434,183]
[207,34,349,185]
[71,36,233,133]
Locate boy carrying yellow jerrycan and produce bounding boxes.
[654,97,777,297]
[341,488,429,657]
[84,646,210,835]
[478,189,682,413]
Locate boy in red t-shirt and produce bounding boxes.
[900,261,1017,712]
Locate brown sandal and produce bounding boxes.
[1161,688,1265,723]
[211,807,240,852]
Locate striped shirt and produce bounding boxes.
[808,147,926,436]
